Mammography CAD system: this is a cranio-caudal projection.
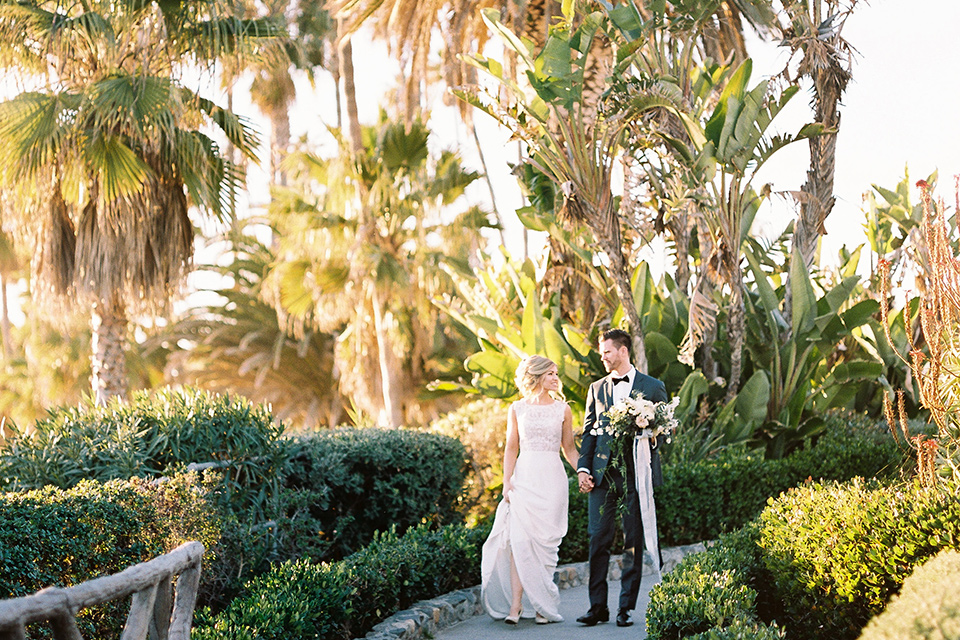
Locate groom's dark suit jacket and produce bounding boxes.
[578,371,669,488]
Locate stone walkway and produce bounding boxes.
[361,543,706,640]
[434,572,661,640]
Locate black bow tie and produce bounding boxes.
[612,375,630,385]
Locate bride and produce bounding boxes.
[481,355,579,624]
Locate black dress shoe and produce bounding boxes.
[616,608,634,627]
[576,607,609,626]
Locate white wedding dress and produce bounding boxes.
[481,400,568,622]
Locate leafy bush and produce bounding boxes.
[279,427,468,560]
[686,618,786,640]
[194,522,489,640]
[657,413,911,546]
[758,479,960,639]
[858,549,960,640]
[646,526,766,639]
[422,397,509,524]
[0,475,219,638]
[0,387,290,521]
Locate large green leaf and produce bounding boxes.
[675,371,709,422]
[735,370,770,425]
[788,247,816,336]
[841,300,881,330]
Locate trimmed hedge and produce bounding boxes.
[656,413,910,546]
[858,549,960,640]
[0,475,219,638]
[280,428,468,561]
[648,479,960,640]
[194,521,489,640]
[758,479,960,639]
[646,525,779,639]
[0,389,469,591]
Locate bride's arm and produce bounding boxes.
[560,404,579,469]
[502,404,520,499]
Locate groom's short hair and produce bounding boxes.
[600,328,631,355]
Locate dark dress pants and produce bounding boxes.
[587,465,642,611]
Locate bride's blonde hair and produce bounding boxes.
[515,355,564,400]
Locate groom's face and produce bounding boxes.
[599,339,628,373]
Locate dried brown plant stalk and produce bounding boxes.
[877,180,960,485]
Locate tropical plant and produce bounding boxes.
[776,0,859,272]
[0,0,280,403]
[629,57,823,399]
[740,238,882,457]
[152,230,346,430]
[266,118,495,426]
[457,8,657,370]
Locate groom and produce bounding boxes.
[576,328,667,628]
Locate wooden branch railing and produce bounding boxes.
[0,541,204,640]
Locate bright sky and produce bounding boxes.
[248,0,960,271]
[749,0,960,263]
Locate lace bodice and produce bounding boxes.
[513,401,565,453]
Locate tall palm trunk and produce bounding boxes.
[725,272,745,402]
[339,22,403,427]
[272,105,292,187]
[0,273,10,361]
[338,21,363,156]
[92,297,127,404]
[593,229,647,373]
[371,286,404,428]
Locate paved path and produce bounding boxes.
[434,573,658,640]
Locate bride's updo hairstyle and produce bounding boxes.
[515,355,564,400]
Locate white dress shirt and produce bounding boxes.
[611,367,636,404]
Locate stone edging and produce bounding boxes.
[360,542,708,640]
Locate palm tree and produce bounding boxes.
[0,0,280,403]
[267,120,494,427]
[777,0,859,328]
[154,231,346,429]
[632,59,821,398]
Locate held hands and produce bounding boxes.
[577,471,594,493]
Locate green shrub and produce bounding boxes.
[194,522,488,640]
[758,479,960,639]
[279,427,468,560]
[0,475,219,638]
[858,549,960,640]
[423,398,509,524]
[657,413,910,546]
[686,618,787,640]
[646,526,765,639]
[0,387,289,522]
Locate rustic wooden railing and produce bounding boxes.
[0,541,204,640]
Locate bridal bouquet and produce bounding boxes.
[600,393,680,443]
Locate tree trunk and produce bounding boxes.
[724,266,745,402]
[595,233,648,373]
[0,273,10,362]
[338,20,363,156]
[272,106,292,188]
[92,297,128,404]
[371,286,404,428]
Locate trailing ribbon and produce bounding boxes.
[633,435,661,583]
